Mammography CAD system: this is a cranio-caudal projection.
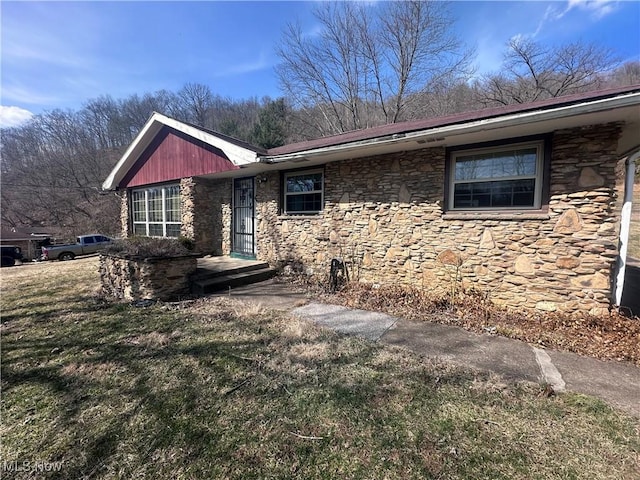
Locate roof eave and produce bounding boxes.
[102,113,160,190]
[261,92,640,165]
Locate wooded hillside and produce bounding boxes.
[1,3,637,240]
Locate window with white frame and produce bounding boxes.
[284,170,324,214]
[131,184,181,237]
[449,141,544,210]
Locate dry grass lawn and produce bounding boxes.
[1,258,639,479]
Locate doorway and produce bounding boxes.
[232,177,255,258]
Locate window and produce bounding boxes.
[449,141,544,210]
[131,184,181,237]
[284,170,323,214]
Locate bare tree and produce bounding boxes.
[477,38,617,106]
[276,3,363,135]
[605,61,640,87]
[206,95,261,140]
[276,0,472,136]
[1,109,122,238]
[404,77,482,118]
[0,85,268,238]
[370,1,472,123]
[177,82,214,127]
[121,90,181,135]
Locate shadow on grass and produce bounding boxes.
[3,324,278,478]
[3,295,473,479]
[3,290,637,480]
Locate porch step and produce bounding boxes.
[192,261,271,281]
[191,264,277,295]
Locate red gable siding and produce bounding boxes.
[121,126,239,188]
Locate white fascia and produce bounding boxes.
[262,92,640,164]
[102,112,260,190]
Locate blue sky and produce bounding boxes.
[1,0,639,128]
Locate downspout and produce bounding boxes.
[614,149,640,306]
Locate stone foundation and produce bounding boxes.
[100,254,198,301]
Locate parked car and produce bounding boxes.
[1,245,23,267]
[41,234,113,261]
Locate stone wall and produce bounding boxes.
[253,123,624,315]
[100,254,198,301]
[179,177,232,255]
[214,179,233,255]
[120,123,624,314]
[120,192,130,238]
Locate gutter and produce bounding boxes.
[261,92,640,164]
[614,148,640,307]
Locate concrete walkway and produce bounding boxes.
[292,302,640,418]
[207,281,640,417]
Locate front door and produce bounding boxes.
[232,177,255,258]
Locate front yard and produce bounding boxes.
[1,258,639,479]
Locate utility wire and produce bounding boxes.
[1,183,106,191]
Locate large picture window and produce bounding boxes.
[449,141,544,210]
[131,184,181,237]
[284,170,324,214]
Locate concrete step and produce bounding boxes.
[192,261,270,281]
[191,266,277,295]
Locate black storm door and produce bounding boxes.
[232,177,255,257]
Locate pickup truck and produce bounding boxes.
[41,234,113,261]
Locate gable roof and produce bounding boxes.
[103,112,265,190]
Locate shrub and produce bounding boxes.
[178,236,195,251]
[103,236,192,258]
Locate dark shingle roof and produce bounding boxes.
[266,85,640,156]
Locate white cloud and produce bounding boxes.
[532,5,562,36]
[213,52,271,77]
[0,83,69,108]
[510,0,618,45]
[560,0,617,20]
[0,106,34,128]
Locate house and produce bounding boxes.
[0,228,52,261]
[103,85,640,316]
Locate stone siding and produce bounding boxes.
[99,254,198,301]
[253,124,623,315]
[120,192,130,238]
[180,177,231,255]
[126,123,624,315]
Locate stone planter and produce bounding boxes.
[100,253,199,301]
